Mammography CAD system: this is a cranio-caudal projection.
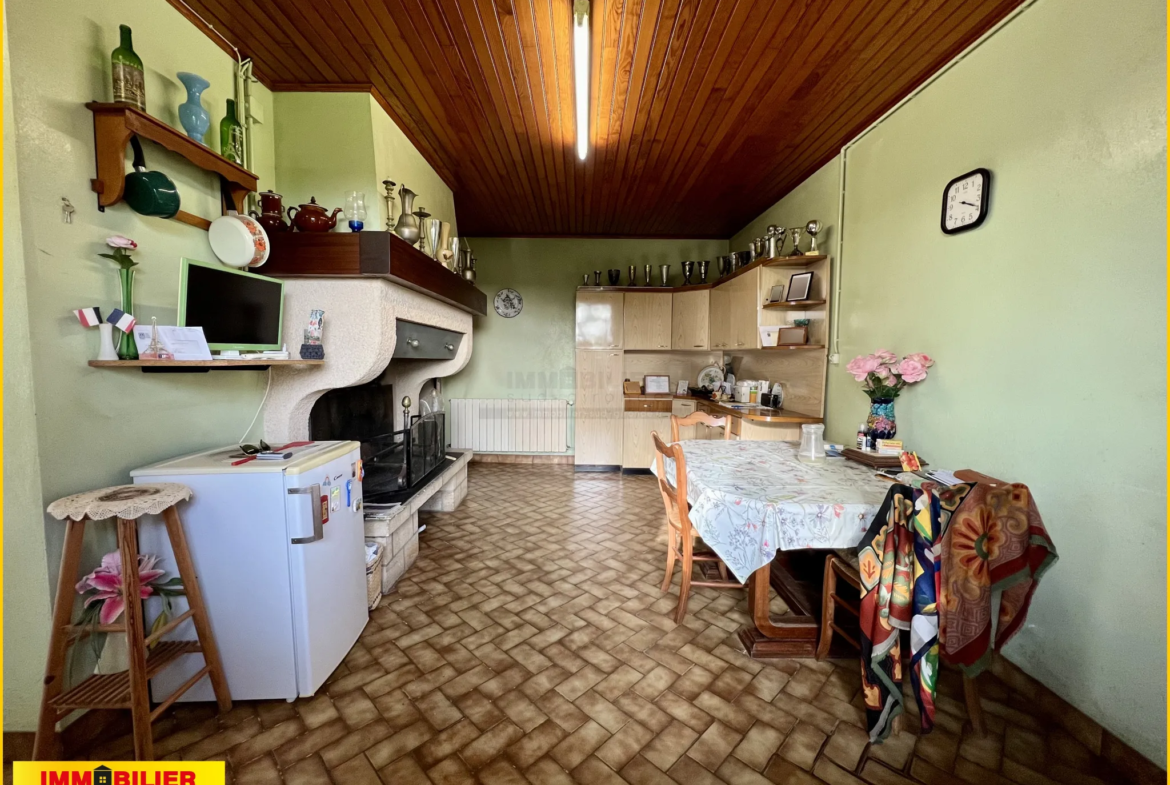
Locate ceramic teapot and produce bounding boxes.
[287,197,342,232]
[249,190,288,233]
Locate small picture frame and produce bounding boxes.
[786,272,813,301]
[644,375,671,395]
[767,284,785,303]
[675,380,689,396]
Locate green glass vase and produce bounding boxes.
[117,268,138,360]
[220,98,244,164]
[111,25,145,110]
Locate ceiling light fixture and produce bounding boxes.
[573,0,590,161]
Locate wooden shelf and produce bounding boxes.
[762,299,826,310]
[759,254,828,267]
[50,640,201,711]
[761,344,826,351]
[85,102,258,221]
[89,359,324,372]
[263,232,488,316]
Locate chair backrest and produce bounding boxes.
[670,410,731,441]
[652,430,693,533]
[953,469,1008,487]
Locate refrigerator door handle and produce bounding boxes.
[288,483,324,544]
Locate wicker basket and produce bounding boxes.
[365,542,384,610]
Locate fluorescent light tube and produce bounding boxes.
[574,1,590,160]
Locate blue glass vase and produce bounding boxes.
[867,397,896,439]
[176,72,211,143]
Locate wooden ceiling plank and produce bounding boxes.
[528,0,573,235]
[514,0,566,230]
[174,0,322,84]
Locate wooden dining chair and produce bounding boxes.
[652,431,743,624]
[671,410,733,441]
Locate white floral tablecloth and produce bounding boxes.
[650,440,891,584]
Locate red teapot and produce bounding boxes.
[287,197,342,232]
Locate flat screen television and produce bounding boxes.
[178,258,285,351]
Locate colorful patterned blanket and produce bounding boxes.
[857,481,1057,742]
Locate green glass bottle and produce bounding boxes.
[111,24,145,110]
[220,99,244,164]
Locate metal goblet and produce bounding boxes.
[628,265,637,285]
[682,260,695,285]
[594,270,602,286]
[698,259,710,283]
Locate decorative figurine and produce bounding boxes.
[300,309,325,360]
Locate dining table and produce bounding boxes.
[651,439,893,657]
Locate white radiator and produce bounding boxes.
[450,399,570,453]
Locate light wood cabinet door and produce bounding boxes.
[574,350,624,466]
[623,411,671,469]
[730,271,760,350]
[672,290,710,350]
[709,284,731,349]
[623,292,672,350]
[671,399,698,440]
[576,292,624,349]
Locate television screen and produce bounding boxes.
[179,259,284,350]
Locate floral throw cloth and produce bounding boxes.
[650,441,891,583]
[858,481,1058,742]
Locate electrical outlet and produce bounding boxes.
[829,353,840,364]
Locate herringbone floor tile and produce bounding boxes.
[80,465,1138,785]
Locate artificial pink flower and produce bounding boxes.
[904,352,934,368]
[874,349,898,365]
[105,235,137,250]
[898,357,929,383]
[846,354,881,382]
[872,364,893,381]
[75,551,166,625]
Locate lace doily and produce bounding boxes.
[47,483,193,522]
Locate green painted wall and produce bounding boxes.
[734,0,1166,761]
[274,93,456,234]
[3,0,279,729]
[444,238,727,450]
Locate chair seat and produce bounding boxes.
[47,483,192,522]
[833,548,860,572]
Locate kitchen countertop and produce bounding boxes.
[624,393,823,424]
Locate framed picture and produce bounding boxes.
[675,380,689,395]
[767,284,785,303]
[644,375,671,394]
[778,326,809,345]
[786,271,813,302]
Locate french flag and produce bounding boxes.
[74,307,102,327]
[107,308,136,332]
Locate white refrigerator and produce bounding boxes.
[132,441,368,702]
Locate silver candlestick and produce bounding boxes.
[382,179,396,231]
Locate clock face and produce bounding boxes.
[942,168,991,234]
[493,288,523,318]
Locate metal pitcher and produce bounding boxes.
[393,186,419,244]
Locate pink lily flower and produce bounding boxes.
[75,552,166,625]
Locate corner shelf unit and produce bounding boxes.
[85,102,259,231]
[89,359,324,373]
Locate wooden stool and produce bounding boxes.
[35,484,231,761]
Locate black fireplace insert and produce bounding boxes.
[310,380,448,503]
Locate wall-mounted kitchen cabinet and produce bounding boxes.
[575,291,624,349]
[709,285,731,350]
[672,290,709,350]
[623,292,672,350]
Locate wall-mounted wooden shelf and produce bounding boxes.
[760,254,828,267]
[85,102,258,226]
[762,299,827,310]
[760,344,826,351]
[89,359,323,373]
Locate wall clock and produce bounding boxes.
[494,288,523,318]
[941,167,991,234]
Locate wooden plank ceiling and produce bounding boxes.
[172,0,1024,238]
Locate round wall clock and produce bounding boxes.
[493,288,523,318]
[941,167,991,234]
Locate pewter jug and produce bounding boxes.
[393,186,419,243]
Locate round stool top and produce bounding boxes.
[47,483,192,522]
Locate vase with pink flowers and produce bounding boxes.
[845,350,935,439]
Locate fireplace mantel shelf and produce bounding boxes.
[261,232,487,316]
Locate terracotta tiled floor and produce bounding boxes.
[78,464,1138,784]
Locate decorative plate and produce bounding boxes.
[697,364,724,389]
[494,288,523,318]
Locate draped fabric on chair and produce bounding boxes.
[856,481,1057,743]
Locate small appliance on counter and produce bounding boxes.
[132,441,367,702]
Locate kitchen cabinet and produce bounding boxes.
[574,350,624,467]
[709,284,731,350]
[671,398,698,440]
[729,270,760,350]
[622,398,671,469]
[576,291,624,349]
[672,290,710,350]
[623,292,672,350]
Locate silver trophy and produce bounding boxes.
[788,226,803,256]
[805,220,821,255]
